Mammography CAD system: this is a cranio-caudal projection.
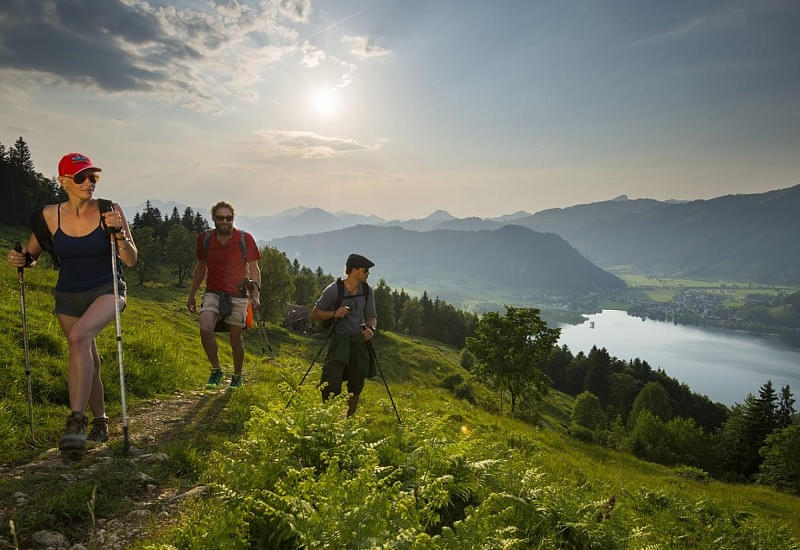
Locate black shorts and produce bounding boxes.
[321,344,366,397]
[53,280,126,318]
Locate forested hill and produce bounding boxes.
[516,185,800,283]
[271,224,625,296]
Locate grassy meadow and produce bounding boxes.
[2,227,800,548]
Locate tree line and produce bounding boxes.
[0,137,65,227]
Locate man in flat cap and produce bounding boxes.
[310,253,377,417]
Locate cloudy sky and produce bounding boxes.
[1,0,799,218]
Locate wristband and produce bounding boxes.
[23,251,34,267]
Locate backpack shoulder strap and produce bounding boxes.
[334,278,344,310]
[30,208,59,267]
[30,209,53,252]
[202,230,212,259]
[362,281,371,319]
[238,230,248,264]
[97,198,114,214]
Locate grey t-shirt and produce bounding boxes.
[315,280,377,335]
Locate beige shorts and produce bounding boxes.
[200,293,249,328]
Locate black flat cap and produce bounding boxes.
[346,253,375,270]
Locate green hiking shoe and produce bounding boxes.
[228,374,244,390]
[87,416,109,445]
[205,368,224,388]
[59,411,87,453]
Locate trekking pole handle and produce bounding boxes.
[14,242,34,273]
[14,242,24,274]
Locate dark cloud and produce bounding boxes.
[0,0,186,91]
[0,0,294,105]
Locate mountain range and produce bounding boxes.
[271,224,625,298]
[514,185,800,283]
[124,201,534,241]
[129,183,800,285]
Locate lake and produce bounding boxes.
[558,309,800,406]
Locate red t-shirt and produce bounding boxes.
[196,229,260,295]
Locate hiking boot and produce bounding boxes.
[87,416,109,445]
[228,374,243,390]
[59,411,87,452]
[205,368,224,388]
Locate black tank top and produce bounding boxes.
[52,204,113,292]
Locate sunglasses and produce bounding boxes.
[215,215,234,222]
[69,172,100,185]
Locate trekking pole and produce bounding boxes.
[366,340,402,425]
[102,209,130,454]
[284,319,337,411]
[14,242,35,438]
[257,311,272,354]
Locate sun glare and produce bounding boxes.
[311,88,338,116]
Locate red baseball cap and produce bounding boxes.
[58,153,102,177]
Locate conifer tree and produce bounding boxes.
[373,279,396,331]
[777,385,796,429]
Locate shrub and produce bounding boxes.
[675,465,710,482]
[572,391,605,430]
[757,424,800,494]
[569,423,595,443]
[459,348,475,370]
[454,381,475,403]
[441,373,464,391]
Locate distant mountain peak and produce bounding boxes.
[611,194,629,201]
[426,209,455,221]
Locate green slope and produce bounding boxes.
[1,227,799,548]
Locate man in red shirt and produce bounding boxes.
[187,201,261,389]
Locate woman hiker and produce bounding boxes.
[6,152,137,454]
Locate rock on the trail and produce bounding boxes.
[140,452,169,463]
[13,492,28,506]
[135,471,155,483]
[127,445,146,457]
[126,509,151,522]
[168,485,209,502]
[32,529,69,548]
[38,448,59,460]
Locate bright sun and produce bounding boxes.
[311,89,338,116]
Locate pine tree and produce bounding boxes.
[371,279,395,331]
[181,207,196,232]
[10,136,35,175]
[739,381,780,476]
[778,385,796,429]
